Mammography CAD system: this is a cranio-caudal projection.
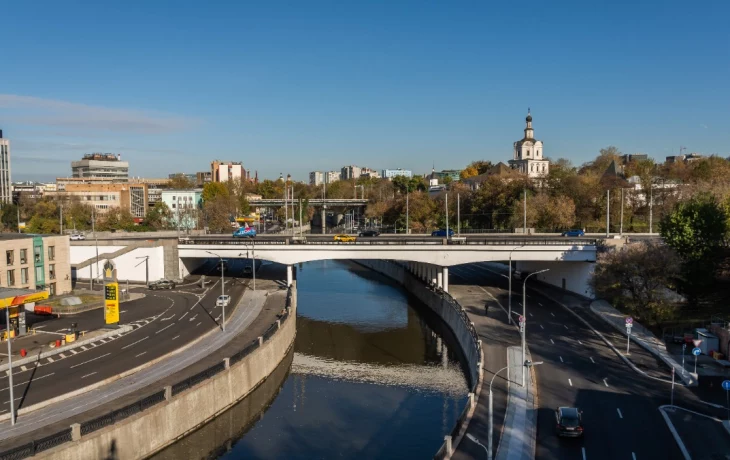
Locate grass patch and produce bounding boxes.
[45,294,103,307]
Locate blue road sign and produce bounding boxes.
[722,380,730,391]
[692,347,701,357]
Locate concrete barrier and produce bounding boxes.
[35,285,297,460]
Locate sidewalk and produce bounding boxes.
[495,346,537,460]
[450,281,534,460]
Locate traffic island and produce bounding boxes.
[659,405,730,460]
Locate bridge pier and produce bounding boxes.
[442,266,449,293]
[321,207,326,235]
[286,265,293,287]
[431,265,437,287]
[437,269,443,290]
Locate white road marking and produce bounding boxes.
[80,372,97,379]
[568,378,573,386]
[582,447,586,460]
[1,372,55,391]
[33,325,46,330]
[121,336,149,350]
[617,408,623,419]
[196,322,202,327]
[46,357,55,363]
[590,357,595,364]
[539,303,543,307]
[180,312,189,321]
[161,314,175,321]
[539,325,544,330]
[632,453,636,460]
[121,310,127,313]
[135,352,147,358]
[156,324,174,334]
[550,312,555,317]
[59,353,67,358]
[20,366,28,372]
[529,313,533,317]
[550,339,555,344]
[172,335,180,341]
[80,346,88,351]
[70,350,78,355]
[563,325,569,330]
[215,315,221,321]
[560,356,564,363]
[189,314,198,321]
[603,378,609,387]
[578,340,583,345]
[70,353,111,369]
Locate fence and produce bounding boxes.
[0,287,295,460]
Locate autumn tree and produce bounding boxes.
[97,207,136,232]
[145,202,173,230]
[168,174,196,190]
[460,166,479,180]
[202,182,229,202]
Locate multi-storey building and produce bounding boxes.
[211,160,244,183]
[196,171,212,186]
[309,171,324,186]
[340,165,362,181]
[508,110,550,178]
[0,130,12,205]
[360,168,381,179]
[71,153,129,181]
[169,173,197,183]
[382,169,413,180]
[47,183,148,219]
[0,234,71,297]
[160,190,202,229]
[325,171,339,184]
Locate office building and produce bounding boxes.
[309,171,324,186]
[160,190,202,229]
[211,161,244,183]
[382,169,413,180]
[508,110,550,178]
[621,154,649,165]
[0,130,11,204]
[71,153,129,181]
[47,183,148,219]
[340,165,362,181]
[0,234,71,297]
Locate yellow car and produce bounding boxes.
[333,234,356,243]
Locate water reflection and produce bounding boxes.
[153,260,468,459]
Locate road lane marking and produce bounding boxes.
[172,335,180,341]
[550,339,555,344]
[1,372,55,391]
[529,313,533,317]
[121,337,149,350]
[156,324,174,334]
[20,366,27,372]
[632,453,636,460]
[196,322,201,327]
[81,372,97,379]
[539,303,543,307]
[568,378,573,386]
[560,356,564,363]
[539,325,544,330]
[161,314,175,321]
[70,353,111,369]
[603,378,609,387]
[563,325,569,330]
[582,447,586,460]
[550,312,555,317]
[617,408,623,419]
[135,352,147,358]
[70,350,78,355]
[80,346,88,351]
[189,314,198,321]
[590,357,595,364]
[578,340,583,345]
[46,357,55,363]
[180,312,189,321]
[215,315,221,321]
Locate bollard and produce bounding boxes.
[20,349,26,358]
[71,423,81,441]
[258,336,263,345]
[444,435,453,456]
[164,386,172,401]
[276,320,281,329]
[56,339,61,348]
[223,358,230,370]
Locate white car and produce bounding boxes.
[70,233,86,241]
[216,295,231,307]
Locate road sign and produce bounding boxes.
[693,339,702,348]
[518,315,525,324]
[104,282,120,324]
[625,317,633,325]
[692,347,701,357]
[683,343,687,350]
[722,380,730,391]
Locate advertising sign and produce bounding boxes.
[105,282,120,324]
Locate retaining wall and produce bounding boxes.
[354,260,482,459]
[31,285,297,460]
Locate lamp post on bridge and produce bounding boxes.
[522,269,549,387]
[507,245,524,325]
[239,241,256,291]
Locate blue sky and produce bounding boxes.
[1,1,728,182]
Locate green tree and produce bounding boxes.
[238,195,251,216]
[202,182,229,202]
[660,195,728,262]
[98,207,136,231]
[145,202,173,230]
[168,174,196,190]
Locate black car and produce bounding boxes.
[555,407,583,437]
[148,279,176,290]
[358,230,380,237]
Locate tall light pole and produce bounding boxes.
[619,187,624,236]
[406,190,410,235]
[5,307,16,425]
[206,251,226,332]
[522,269,549,386]
[649,183,654,234]
[481,361,543,459]
[523,188,527,234]
[239,244,256,291]
[507,245,524,325]
[606,189,611,238]
[457,193,461,236]
[445,193,449,237]
[92,207,99,291]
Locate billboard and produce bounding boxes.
[104,283,120,324]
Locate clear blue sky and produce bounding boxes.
[1,1,728,182]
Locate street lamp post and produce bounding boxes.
[239,243,256,291]
[507,245,524,325]
[5,307,16,425]
[406,190,409,235]
[522,269,549,387]
[206,251,226,332]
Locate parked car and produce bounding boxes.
[512,269,523,280]
[333,234,356,242]
[148,279,176,290]
[70,233,86,241]
[215,261,229,272]
[555,407,584,437]
[358,229,380,237]
[216,295,231,307]
[561,229,585,237]
[431,229,455,237]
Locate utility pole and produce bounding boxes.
[523,188,527,234]
[606,189,610,237]
[92,207,99,290]
[60,205,63,235]
[649,184,653,234]
[299,199,302,237]
[445,193,449,237]
[16,207,20,233]
[406,190,409,235]
[6,307,16,425]
[619,188,624,236]
[284,185,288,234]
[457,193,460,236]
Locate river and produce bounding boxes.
[153,260,468,459]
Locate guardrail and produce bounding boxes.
[0,287,296,460]
[179,237,597,247]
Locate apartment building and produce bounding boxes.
[211,160,244,182]
[0,130,12,205]
[71,153,129,181]
[0,234,71,297]
[309,171,324,186]
[47,183,148,218]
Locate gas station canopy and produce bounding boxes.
[0,288,49,309]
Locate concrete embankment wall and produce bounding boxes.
[38,286,297,460]
[70,240,181,283]
[514,260,595,299]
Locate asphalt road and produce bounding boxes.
[0,259,251,418]
[449,263,715,460]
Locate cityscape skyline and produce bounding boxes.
[1,2,728,182]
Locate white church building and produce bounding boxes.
[508,110,550,178]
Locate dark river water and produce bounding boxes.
[153,260,468,460]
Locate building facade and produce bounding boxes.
[309,171,324,186]
[360,168,381,179]
[169,173,197,182]
[160,190,202,229]
[196,171,212,186]
[0,234,71,297]
[211,161,244,183]
[325,171,340,184]
[0,130,11,205]
[47,183,148,218]
[71,153,129,181]
[508,110,550,178]
[382,169,413,179]
[340,165,362,181]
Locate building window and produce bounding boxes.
[21,268,28,284]
[172,204,176,209]
[48,246,55,262]
[7,270,15,286]
[6,250,13,265]
[49,283,56,296]
[34,246,41,263]
[49,264,56,280]
[20,249,27,264]
[35,266,43,283]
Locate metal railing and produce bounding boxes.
[0,287,295,459]
[180,237,597,247]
